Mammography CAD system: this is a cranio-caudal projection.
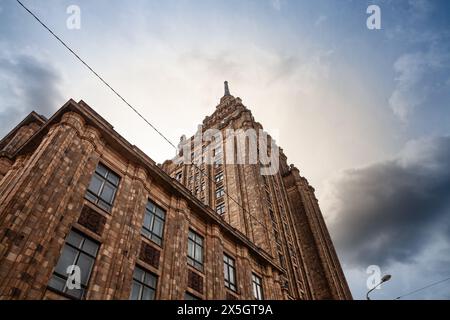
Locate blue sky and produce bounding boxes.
[1,0,450,299]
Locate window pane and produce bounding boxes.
[66,231,84,248]
[141,228,151,239]
[194,245,202,263]
[153,218,163,237]
[48,274,66,291]
[100,183,115,204]
[97,200,111,212]
[188,241,194,259]
[130,282,141,300]
[229,268,235,284]
[144,273,157,288]
[87,175,103,195]
[224,264,229,281]
[66,287,84,299]
[155,207,165,219]
[185,292,199,300]
[134,267,145,282]
[147,202,155,213]
[143,211,152,230]
[107,172,120,186]
[142,287,155,300]
[77,253,94,286]
[54,245,78,275]
[95,164,108,177]
[82,238,99,256]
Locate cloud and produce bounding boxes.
[327,136,450,268]
[388,48,449,122]
[0,53,63,137]
[270,0,281,11]
[408,0,433,20]
[314,15,327,27]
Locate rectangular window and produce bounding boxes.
[215,187,225,198]
[223,254,237,292]
[47,230,99,299]
[141,199,166,246]
[252,273,264,300]
[216,203,225,215]
[85,163,120,212]
[187,230,204,271]
[130,266,157,300]
[215,172,224,183]
[185,292,201,300]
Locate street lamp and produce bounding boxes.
[366,274,392,300]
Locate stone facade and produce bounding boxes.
[0,87,351,300]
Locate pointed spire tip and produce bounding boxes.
[224,81,230,96]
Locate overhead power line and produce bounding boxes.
[15,0,274,237]
[394,276,450,300]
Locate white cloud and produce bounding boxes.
[389,48,448,122]
[270,0,281,11]
[388,52,427,121]
[314,15,327,27]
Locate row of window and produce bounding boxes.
[48,229,264,300]
[50,163,263,299]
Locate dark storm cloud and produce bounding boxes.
[330,136,450,268]
[0,54,63,137]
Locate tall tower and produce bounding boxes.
[162,82,351,299]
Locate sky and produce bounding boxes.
[1,0,450,299]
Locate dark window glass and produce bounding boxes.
[215,172,224,183]
[48,230,99,299]
[85,163,120,212]
[187,230,204,271]
[252,273,264,300]
[185,292,201,300]
[129,266,157,300]
[215,187,225,198]
[141,200,166,246]
[224,254,237,292]
[216,203,225,215]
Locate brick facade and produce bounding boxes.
[0,87,351,300]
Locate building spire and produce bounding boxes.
[224,81,231,96]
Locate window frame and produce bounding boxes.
[141,199,166,246]
[85,163,120,212]
[252,273,264,300]
[130,265,158,300]
[216,203,226,215]
[223,253,237,292]
[48,229,100,299]
[187,229,204,271]
[215,186,225,198]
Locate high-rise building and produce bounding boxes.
[0,83,351,300]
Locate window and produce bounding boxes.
[216,203,225,215]
[141,199,166,246]
[214,147,222,157]
[175,172,182,181]
[215,187,225,198]
[130,266,157,300]
[187,230,204,271]
[223,254,237,292]
[48,230,99,299]
[252,273,264,300]
[215,172,224,183]
[85,163,120,212]
[185,292,201,300]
